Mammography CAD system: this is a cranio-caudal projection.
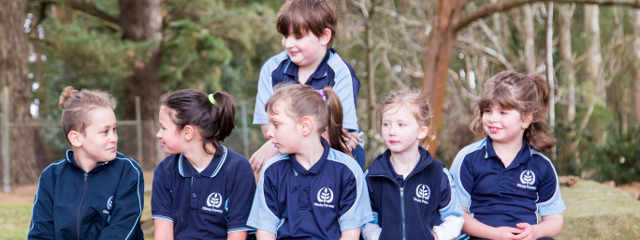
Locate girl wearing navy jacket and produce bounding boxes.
[28,86,144,240]
[152,89,256,240]
[363,90,464,240]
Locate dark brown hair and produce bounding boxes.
[265,84,350,154]
[276,0,337,48]
[159,89,236,155]
[470,71,554,152]
[379,89,433,146]
[59,86,116,141]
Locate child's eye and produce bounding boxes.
[399,123,405,127]
[382,123,389,127]
[113,127,117,133]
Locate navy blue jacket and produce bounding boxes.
[366,147,461,240]
[28,150,144,240]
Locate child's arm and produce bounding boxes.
[225,160,257,238]
[433,169,465,240]
[512,213,563,240]
[256,229,276,240]
[340,228,361,240]
[461,207,521,240]
[27,169,55,239]
[97,161,144,240]
[249,136,279,173]
[153,219,174,240]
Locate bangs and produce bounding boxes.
[478,83,520,112]
[276,11,311,37]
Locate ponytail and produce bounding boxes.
[159,89,237,156]
[323,88,350,155]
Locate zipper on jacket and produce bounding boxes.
[400,187,406,240]
[77,173,88,240]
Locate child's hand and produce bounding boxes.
[432,232,439,240]
[342,131,360,153]
[512,223,538,240]
[250,141,280,173]
[492,226,522,240]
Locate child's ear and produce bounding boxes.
[182,125,195,141]
[68,130,83,148]
[417,126,429,140]
[319,28,331,46]
[522,113,533,129]
[300,116,314,136]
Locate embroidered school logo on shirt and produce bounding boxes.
[517,170,537,190]
[314,187,335,208]
[103,196,114,214]
[202,192,224,213]
[413,184,430,204]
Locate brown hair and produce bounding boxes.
[265,84,349,154]
[276,0,337,48]
[159,89,236,156]
[379,89,433,145]
[470,71,554,152]
[59,86,117,141]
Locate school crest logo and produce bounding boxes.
[517,170,537,190]
[413,184,430,204]
[314,187,335,208]
[103,196,114,214]
[202,192,224,213]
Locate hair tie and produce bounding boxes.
[208,93,217,105]
[317,90,326,100]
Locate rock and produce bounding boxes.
[558,180,640,239]
[602,180,616,188]
[559,175,579,187]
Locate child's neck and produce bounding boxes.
[182,143,216,170]
[492,137,524,168]
[297,49,327,84]
[389,148,421,175]
[73,149,98,173]
[294,137,325,170]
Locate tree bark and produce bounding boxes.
[559,4,576,123]
[119,0,163,169]
[634,10,640,122]
[523,4,537,74]
[0,0,39,184]
[546,2,556,160]
[365,5,377,160]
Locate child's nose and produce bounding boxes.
[283,37,294,48]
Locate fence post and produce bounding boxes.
[241,101,249,158]
[2,87,10,193]
[135,96,143,169]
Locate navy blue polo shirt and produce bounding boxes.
[151,146,256,239]
[449,138,565,228]
[253,48,361,132]
[247,140,372,240]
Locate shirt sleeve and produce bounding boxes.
[27,167,55,240]
[246,163,282,233]
[225,159,257,233]
[535,158,566,216]
[449,151,474,209]
[439,168,464,218]
[97,159,144,240]
[329,54,359,131]
[253,56,278,126]
[364,171,379,224]
[151,161,174,222]
[338,163,373,231]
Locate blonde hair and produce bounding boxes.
[265,84,349,154]
[470,71,554,152]
[59,86,116,140]
[379,89,432,145]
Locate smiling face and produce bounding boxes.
[265,102,303,155]
[281,29,330,69]
[381,104,429,155]
[482,104,531,145]
[156,107,185,155]
[77,107,118,163]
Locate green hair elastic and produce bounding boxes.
[208,93,216,105]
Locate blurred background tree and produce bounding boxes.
[1,0,640,185]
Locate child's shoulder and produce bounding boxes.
[261,51,290,71]
[325,49,355,72]
[326,148,362,175]
[113,152,142,170]
[454,139,488,160]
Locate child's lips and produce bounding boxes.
[389,140,400,145]
[488,126,501,134]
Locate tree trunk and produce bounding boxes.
[119,0,163,169]
[546,2,556,160]
[634,10,640,122]
[523,4,537,74]
[365,9,377,162]
[422,0,462,154]
[0,0,39,184]
[559,4,576,123]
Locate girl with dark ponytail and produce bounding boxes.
[247,84,372,240]
[152,89,256,240]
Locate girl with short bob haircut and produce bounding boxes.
[362,90,464,240]
[152,89,256,240]
[28,86,144,240]
[451,71,565,240]
[247,84,372,240]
